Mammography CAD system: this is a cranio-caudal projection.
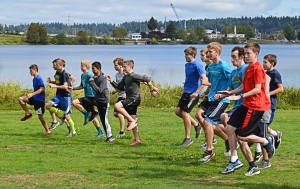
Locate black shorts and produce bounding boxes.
[198,100,209,111]
[227,105,264,137]
[80,97,96,112]
[28,97,45,115]
[120,97,140,116]
[177,93,200,113]
[202,101,228,125]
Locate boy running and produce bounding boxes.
[18,64,51,135]
[106,59,159,145]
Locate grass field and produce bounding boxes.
[0,108,299,189]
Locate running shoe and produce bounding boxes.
[105,136,115,142]
[258,159,271,169]
[20,113,32,121]
[199,150,215,163]
[254,151,263,163]
[194,124,202,138]
[49,122,59,130]
[265,136,275,158]
[221,159,244,174]
[66,132,77,138]
[127,119,137,131]
[274,131,282,149]
[181,138,193,147]
[117,132,125,138]
[89,111,98,122]
[245,166,260,176]
[130,140,142,146]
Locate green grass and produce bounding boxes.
[0,35,27,45]
[0,108,299,189]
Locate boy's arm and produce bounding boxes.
[191,73,207,99]
[89,77,105,94]
[27,86,44,98]
[269,83,284,96]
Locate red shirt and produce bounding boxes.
[243,61,270,110]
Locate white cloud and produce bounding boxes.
[0,0,298,25]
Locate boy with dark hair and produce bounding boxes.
[88,61,115,141]
[175,46,207,147]
[18,64,51,135]
[106,60,159,145]
[254,54,284,168]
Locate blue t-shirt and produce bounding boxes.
[207,60,231,103]
[229,64,247,108]
[33,74,45,102]
[184,60,206,94]
[266,69,282,109]
[81,71,95,97]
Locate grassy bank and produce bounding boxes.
[0,35,27,45]
[0,108,299,188]
[0,81,299,110]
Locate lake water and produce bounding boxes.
[0,44,299,88]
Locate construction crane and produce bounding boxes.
[170,3,186,30]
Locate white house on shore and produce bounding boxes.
[129,33,142,40]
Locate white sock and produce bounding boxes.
[256,143,262,153]
[270,129,278,136]
[263,138,269,146]
[231,156,238,162]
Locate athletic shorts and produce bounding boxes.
[227,105,264,137]
[267,108,276,126]
[120,97,140,116]
[177,93,200,113]
[114,97,124,113]
[202,101,228,125]
[257,110,272,137]
[28,97,45,115]
[225,107,238,117]
[50,95,72,114]
[198,100,209,111]
[80,97,95,112]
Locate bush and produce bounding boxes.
[0,81,299,110]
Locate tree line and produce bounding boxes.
[1,15,300,44]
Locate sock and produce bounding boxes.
[225,140,230,151]
[68,118,76,134]
[249,161,256,167]
[270,129,278,136]
[96,126,103,134]
[231,155,238,163]
[67,126,71,133]
[49,107,64,118]
[81,109,89,116]
[256,143,262,153]
[263,138,269,146]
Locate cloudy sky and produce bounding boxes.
[1,0,300,25]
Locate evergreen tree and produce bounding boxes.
[165,21,176,40]
[284,24,296,41]
[147,17,158,31]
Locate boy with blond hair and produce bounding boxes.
[46,58,76,137]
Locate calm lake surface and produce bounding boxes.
[0,44,299,88]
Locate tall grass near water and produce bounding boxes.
[0,81,299,110]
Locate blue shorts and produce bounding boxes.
[51,96,72,114]
[202,101,228,125]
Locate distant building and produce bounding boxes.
[129,33,142,40]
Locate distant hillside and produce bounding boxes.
[3,16,300,35]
